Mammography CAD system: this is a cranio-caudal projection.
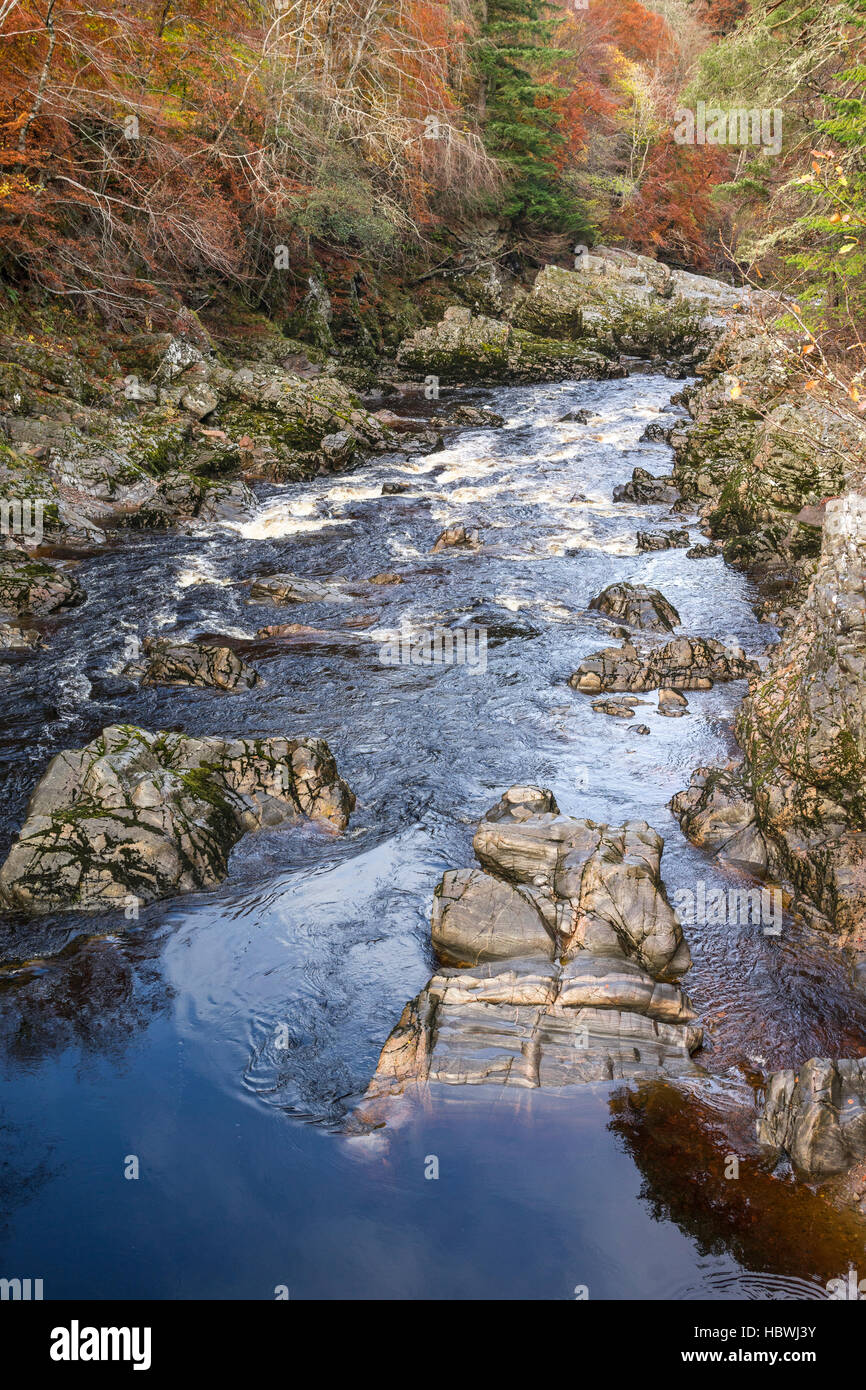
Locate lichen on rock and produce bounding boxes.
[0,724,354,914]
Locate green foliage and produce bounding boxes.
[477,0,589,232]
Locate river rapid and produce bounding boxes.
[1,370,865,1299]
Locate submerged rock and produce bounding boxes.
[247,573,351,604]
[571,636,757,694]
[758,1058,866,1178]
[0,724,354,913]
[127,638,260,691]
[351,785,700,1128]
[589,581,680,632]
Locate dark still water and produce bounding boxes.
[1,374,864,1299]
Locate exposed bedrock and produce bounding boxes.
[669,323,866,587]
[395,306,614,384]
[671,494,866,941]
[351,785,701,1128]
[0,724,354,914]
[0,556,85,617]
[758,1058,866,1179]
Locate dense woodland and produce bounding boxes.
[0,1,864,375]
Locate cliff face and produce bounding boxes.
[737,494,866,942]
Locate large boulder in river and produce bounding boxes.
[758,1058,866,1178]
[127,638,260,691]
[589,581,680,632]
[396,306,612,384]
[350,785,699,1130]
[0,725,354,913]
[571,636,756,693]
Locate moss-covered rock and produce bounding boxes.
[0,557,85,616]
[0,724,354,913]
[396,306,612,383]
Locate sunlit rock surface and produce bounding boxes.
[0,724,354,913]
[125,637,260,691]
[588,580,680,633]
[351,786,701,1128]
[570,636,757,694]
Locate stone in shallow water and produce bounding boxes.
[431,524,481,554]
[670,764,769,877]
[570,636,757,693]
[0,724,354,913]
[613,467,679,504]
[247,573,350,604]
[637,529,690,552]
[351,786,700,1128]
[686,543,722,559]
[589,580,680,633]
[430,405,504,429]
[129,637,260,691]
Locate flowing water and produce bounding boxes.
[1,372,865,1299]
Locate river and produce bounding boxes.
[1,370,864,1299]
